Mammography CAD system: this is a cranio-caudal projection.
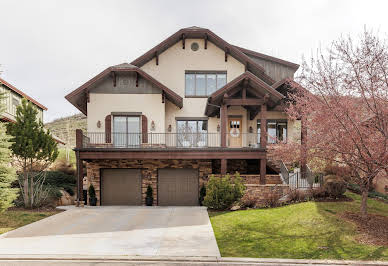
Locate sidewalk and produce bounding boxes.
[0,255,386,265]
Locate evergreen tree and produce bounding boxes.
[7,98,58,208]
[0,93,18,212]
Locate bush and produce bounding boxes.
[44,171,76,196]
[288,189,309,202]
[199,184,206,206]
[323,175,346,198]
[310,187,327,199]
[203,173,245,210]
[240,194,257,208]
[88,184,96,199]
[52,158,76,176]
[264,192,281,208]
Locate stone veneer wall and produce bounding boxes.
[242,184,290,205]
[86,159,212,206]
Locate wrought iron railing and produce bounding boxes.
[81,132,262,149]
[280,161,324,189]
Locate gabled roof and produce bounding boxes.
[130,27,276,85]
[0,77,47,110]
[233,45,300,70]
[205,71,284,116]
[65,63,183,115]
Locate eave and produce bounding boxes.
[65,65,183,115]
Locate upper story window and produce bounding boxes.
[185,71,227,97]
[257,120,287,144]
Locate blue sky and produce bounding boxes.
[0,0,387,122]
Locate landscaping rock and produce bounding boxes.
[57,189,75,206]
[230,205,241,211]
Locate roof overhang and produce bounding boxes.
[65,65,183,115]
[0,78,47,110]
[205,71,284,116]
[130,27,276,85]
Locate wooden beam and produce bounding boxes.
[162,92,165,103]
[221,159,227,175]
[204,33,208,49]
[260,103,267,149]
[182,33,186,49]
[86,91,90,103]
[242,87,247,99]
[112,71,116,87]
[250,108,260,120]
[225,47,229,62]
[76,151,84,203]
[260,158,266,184]
[220,104,227,147]
[155,51,159,65]
[135,72,139,87]
[224,98,265,106]
[79,150,267,160]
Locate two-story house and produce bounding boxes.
[0,77,65,145]
[0,77,46,122]
[66,27,303,206]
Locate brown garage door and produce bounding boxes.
[101,169,142,205]
[158,168,198,206]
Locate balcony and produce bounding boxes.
[80,132,262,149]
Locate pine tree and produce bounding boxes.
[0,93,18,212]
[7,98,58,208]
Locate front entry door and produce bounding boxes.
[228,117,242,147]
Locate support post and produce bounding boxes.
[260,103,267,184]
[260,158,266,184]
[221,159,227,175]
[300,115,307,179]
[220,104,227,147]
[260,103,267,149]
[75,129,84,206]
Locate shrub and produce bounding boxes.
[44,171,76,196]
[145,185,153,206]
[199,184,206,206]
[264,192,281,208]
[288,189,309,202]
[323,175,346,198]
[203,173,245,210]
[240,194,257,208]
[310,187,327,199]
[88,184,96,199]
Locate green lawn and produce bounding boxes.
[0,210,60,234]
[209,192,388,260]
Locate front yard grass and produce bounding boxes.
[209,192,388,260]
[0,209,60,234]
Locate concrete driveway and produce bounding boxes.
[0,206,220,257]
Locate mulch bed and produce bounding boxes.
[341,212,388,246]
[314,195,353,202]
[7,207,61,213]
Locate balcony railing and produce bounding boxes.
[81,132,262,149]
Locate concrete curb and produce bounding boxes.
[0,255,385,265]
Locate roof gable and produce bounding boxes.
[130,27,275,85]
[65,63,183,115]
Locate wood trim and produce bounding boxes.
[105,115,112,143]
[224,98,265,106]
[78,149,266,160]
[185,70,227,74]
[111,112,142,116]
[142,115,148,143]
[175,117,209,121]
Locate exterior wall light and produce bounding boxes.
[217,124,220,132]
[168,125,172,132]
[151,121,155,131]
[97,120,101,128]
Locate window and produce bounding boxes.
[176,120,208,147]
[11,97,19,115]
[185,72,227,96]
[113,116,140,147]
[257,120,287,144]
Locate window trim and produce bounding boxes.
[185,71,227,97]
[257,119,288,144]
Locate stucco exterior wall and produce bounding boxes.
[141,38,246,130]
[87,93,165,133]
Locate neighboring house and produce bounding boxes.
[66,26,303,206]
[0,77,65,145]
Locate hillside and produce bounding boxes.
[45,113,86,148]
